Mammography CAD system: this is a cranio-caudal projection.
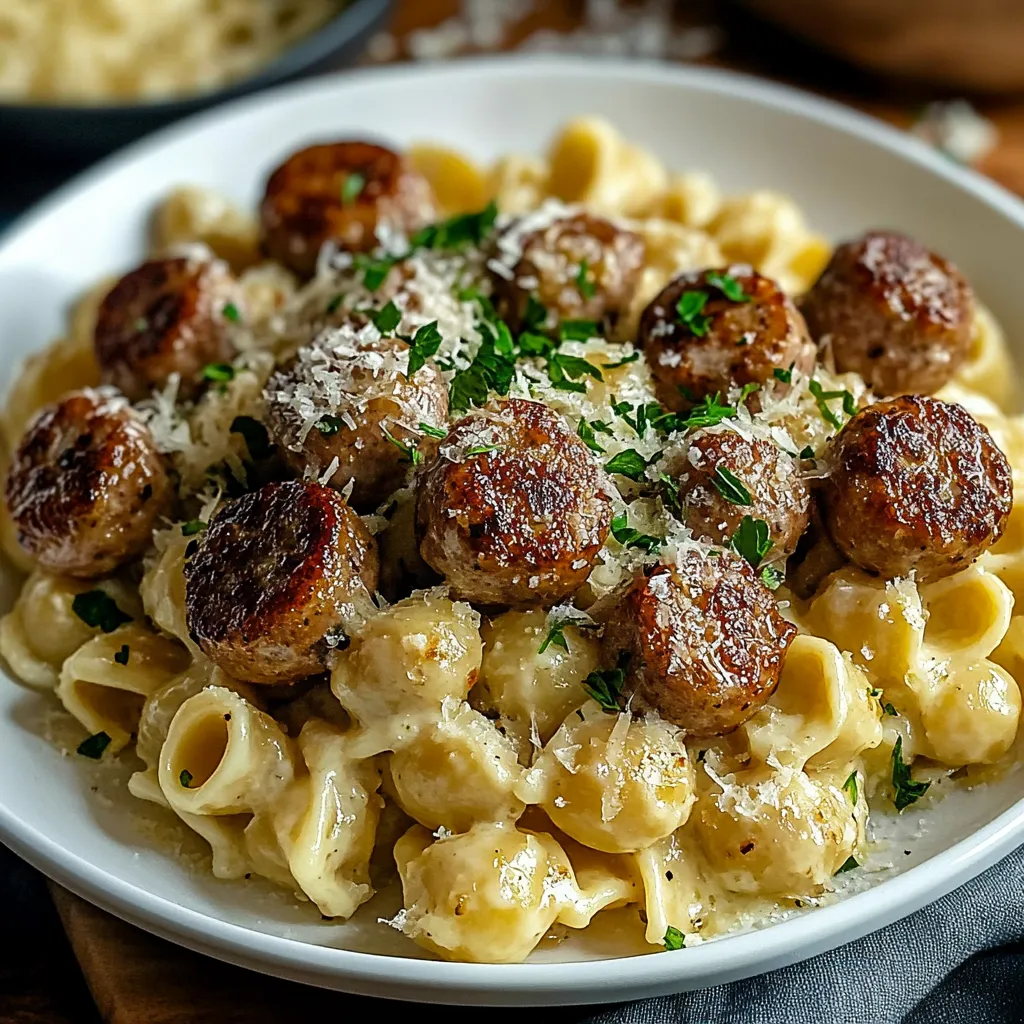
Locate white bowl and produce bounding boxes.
[1,56,1023,1007]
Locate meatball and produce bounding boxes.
[822,395,1011,583]
[491,211,644,331]
[602,553,796,736]
[94,257,241,402]
[416,398,614,607]
[668,425,810,559]
[639,266,815,411]
[260,141,436,277]
[5,389,171,577]
[185,480,379,684]
[265,328,448,511]
[801,230,974,396]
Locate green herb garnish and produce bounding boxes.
[230,416,272,460]
[180,520,207,537]
[706,271,749,302]
[605,449,650,482]
[418,422,448,439]
[582,666,626,714]
[891,736,930,811]
[367,300,402,335]
[325,293,344,315]
[523,295,548,332]
[465,444,500,456]
[201,363,235,383]
[341,171,366,206]
[406,320,443,374]
[711,465,752,505]
[799,445,815,460]
[663,926,686,951]
[809,380,856,431]
[72,591,132,633]
[77,732,111,760]
[559,319,599,342]
[883,702,899,717]
[602,352,639,370]
[676,290,711,336]
[577,418,607,454]
[576,259,596,299]
[659,473,682,516]
[179,769,194,788]
[761,565,785,590]
[731,516,773,569]
[835,856,859,875]
[315,415,346,437]
[611,510,663,552]
[843,771,859,804]
[773,364,794,384]
[222,302,241,324]
[382,428,422,466]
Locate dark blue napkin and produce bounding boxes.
[585,845,1024,1024]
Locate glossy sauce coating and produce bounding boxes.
[491,211,644,331]
[5,389,171,577]
[801,230,974,396]
[602,553,796,736]
[416,398,614,607]
[185,480,379,684]
[94,257,241,401]
[259,141,436,277]
[822,395,1012,582]
[264,334,448,511]
[639,266,814,411]
[669,425,811,559]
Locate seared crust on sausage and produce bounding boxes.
[801,230,974,396]
[416,398,614,607]
[822,395,1012,582]
[669,425,811,559]
[259,141,436,277]
[603,553,796,736]
[491,211,644,331]
[185,480,379,684]
[264,331,448,511]
[5,389,171,577]
[94,257,240,402]
[639,266,815,411]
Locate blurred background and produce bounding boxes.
[2,1,1024,1021]
[3,0,1024,230]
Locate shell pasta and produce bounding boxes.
[1,117,1021,964]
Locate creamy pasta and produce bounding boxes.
[1,117,1021,964]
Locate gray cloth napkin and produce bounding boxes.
[586,844,1024,1024]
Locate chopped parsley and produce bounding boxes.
[72,591,132,633]
[448,317,516,412]
[201,362,235,383]
[659,472,682,516]
[576,418,607,454]
[883,702,899,717]
[705,271,749,303]
[410,200,499,251]
[114,644,130,666]
[230,416,273,460]
[77,732,111,760]
[842,771,859,804]
[605,449,650,481]
[382,428,422,465]
[325,293,344,315]
[676,290,711,336]
[547,352,603,392]
[835,856,859,875]
[315,415,346,437]
[576,259,596,300]
[418,422,448,439]
[611,510,663,552]
[663,926,686,951]
[891,736,930,811]
[180,520,207,537]
[582,665,626,714]
[761,565,785,590]
[809,380,857,431]
[221,302,241,324]
[559,319,599,342]
[367,300,402,335]
[711,465,752,505]
[602,351,639,370]
[672,392,739,432]
[353,253,396,292]
[406,320,443,374]
[538,618,596,655]
[731,516,773,569]
[523,295,548,332]
[465,444,500,456]
[341,170,366,206]
[799,445,815,460]
[179,769,194,788]
[773,364,794,384]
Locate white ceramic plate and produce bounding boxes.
[1,57,1023,1007]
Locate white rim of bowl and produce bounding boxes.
[2,55,1024,1002]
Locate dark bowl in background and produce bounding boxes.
[0,0,392,161]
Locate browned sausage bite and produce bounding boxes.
[639,266,815,411]
[602,553,796,736]
[94,257,241,401]
[259,141,436,277]
[801,230,974,396]
[264,330,448,511]
[185,480,379,684]
[5,389,171,577]
[669,425,811,559]
[822,395,1012,582]
[416,398,614,607]
[490,211,644,331]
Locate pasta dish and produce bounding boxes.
[0,0,343,103]
[1,117,1022,964]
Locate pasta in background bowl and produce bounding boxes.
[1,58,1024,1005]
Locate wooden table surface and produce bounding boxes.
[6,2,1024,1022]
